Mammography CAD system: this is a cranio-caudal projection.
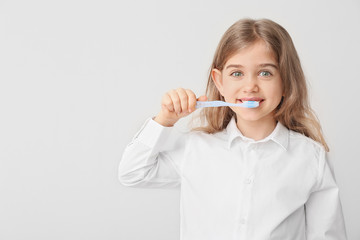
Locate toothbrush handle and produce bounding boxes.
[196,101,228,108]
[196,100,259,108]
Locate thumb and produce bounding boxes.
[197,95,208,102]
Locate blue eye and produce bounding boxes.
[259,71,272,77]
[231,72,243,77]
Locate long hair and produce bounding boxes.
[194,18,329,152]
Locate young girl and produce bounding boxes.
[119,18,347,239]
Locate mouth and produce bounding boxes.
[237,97,265,105]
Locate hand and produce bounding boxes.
[154,88,207,127]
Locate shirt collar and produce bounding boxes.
[226,117,289,151]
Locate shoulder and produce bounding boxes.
[184,128,228,146]
[288,129,325,159]
[188,128,227,140]
[287,130,328,189]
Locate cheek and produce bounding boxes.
[223,88,239,101]
[222,80,239,96]
[265,80,283,98]
[268,89,284,106]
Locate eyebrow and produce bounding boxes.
[225,63,278,70]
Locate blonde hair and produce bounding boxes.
[194,18,329,152]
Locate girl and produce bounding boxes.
[119,18,347,239]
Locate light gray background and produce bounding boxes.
[0,0,359,239]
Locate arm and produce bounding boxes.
[118,88,206,188]
[118,117,185,188]
[305,148,347,239]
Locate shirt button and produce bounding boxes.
[244,178,253,184]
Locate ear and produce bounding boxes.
[211,68,224,96]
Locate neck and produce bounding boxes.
[236,115,277,141]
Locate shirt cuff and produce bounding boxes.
[132,117,174,151]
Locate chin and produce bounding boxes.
[233,110,272,123]
[237,116,264,122]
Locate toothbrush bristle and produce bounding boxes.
[243,101,259,108]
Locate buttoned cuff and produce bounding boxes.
[132,117,174,152]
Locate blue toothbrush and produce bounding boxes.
[196,100,259,109]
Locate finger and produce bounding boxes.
[197,95,208,102]
[162,93,174,112]
[168,89,181,114]
[186,89,197,112]
[177,88,189,113]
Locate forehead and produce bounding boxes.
[225,40,277,67]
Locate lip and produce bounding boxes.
[238,97,265,102]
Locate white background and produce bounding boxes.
[1,0,359,239]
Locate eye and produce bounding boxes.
[259,71,272,77]
[231,71,243,77]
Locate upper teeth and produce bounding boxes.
[243,100,260,103]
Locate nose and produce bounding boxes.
[243,75,259,93]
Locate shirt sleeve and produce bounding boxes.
[305,147,348,239]
[118,117,186,188]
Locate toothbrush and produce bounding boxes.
[196,100,259,109]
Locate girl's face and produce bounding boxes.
[212,40,283,124]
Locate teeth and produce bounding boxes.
[243,100,260,103]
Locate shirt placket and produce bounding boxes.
[235,141,258,239]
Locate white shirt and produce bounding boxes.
[119,117,347,240]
